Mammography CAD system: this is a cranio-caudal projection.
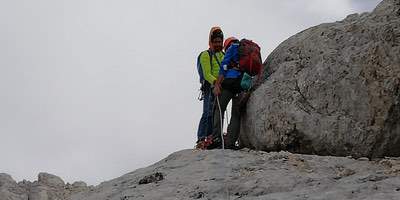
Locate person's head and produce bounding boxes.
[223,37,239,52]
[209,27,224,52]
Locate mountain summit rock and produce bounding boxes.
[3,149,400,199]
[241,0,400,158]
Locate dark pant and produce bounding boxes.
[197,86,215,141]
[211,77,242,148]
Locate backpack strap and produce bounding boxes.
[209,50,223,68]
[199,50,213,88]
[207,50,213,70]
[203,50,223,86]
[214,54,222,68]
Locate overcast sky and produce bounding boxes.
[0,0,382,185]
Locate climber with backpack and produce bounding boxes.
[207,37,262,150]
[195,27,225,149]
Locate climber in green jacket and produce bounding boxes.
[195,27,225,149]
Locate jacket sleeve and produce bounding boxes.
[220,45,236,77]
[200,51,217,85]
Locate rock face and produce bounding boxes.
[0,173,89,200]
[38,173,65,188]
[240,0,400,158]
[0,173,28,200]
[29,173,68,200]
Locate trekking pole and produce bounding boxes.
[216,96,225,150]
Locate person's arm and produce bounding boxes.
[199,51,217,85]
[214,45,237,96]
[213,75,224,96]
[219,45,236,78]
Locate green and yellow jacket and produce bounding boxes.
[199,50,224,85]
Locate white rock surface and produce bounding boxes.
[70,149,400,200]
[241,0,400,158]
[0,173,28,200]
[2,149,400,199]
[38,173,65,188]
[0,173,88,200]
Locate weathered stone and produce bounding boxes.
[38,173,65,188]
[241,0,400,158]
[0,173,28,200]
[138,172,164,185]
[0,173,72,200]
[358,157,370,161]
[28,185,50,200]
[69,149,400,200]
[69,181,88,194]
[0,173,16,186]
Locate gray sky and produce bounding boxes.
[0,0,381,185]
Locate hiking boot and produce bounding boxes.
[225,144,242,150]
[195,138,211,150]
[202,135,213,149]
[206,136,222,150]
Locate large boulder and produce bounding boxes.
[28,173,87,200]
[240,0,400,158]
[0,173,28,200]
[37,173,65,188]
[22,173,67,200]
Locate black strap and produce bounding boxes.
[214,54,222,68]
[208,50,223,68]
[203,50,223,88]
[199,50,213,90]
[207,50,213,72]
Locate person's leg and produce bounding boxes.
[209,88,234,148]
[197,88,211,141]
[225,95,241,149]
[205,92,215,138]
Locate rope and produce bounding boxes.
[216,96,230,199]
[216,96,225,150]
[225,107,229,135]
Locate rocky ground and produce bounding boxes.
[70,149,400,200]
[2,149,400,200]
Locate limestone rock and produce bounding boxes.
[28,173,72,200]
[66,181,88,194]
[69,149,400,200]
[240,0,400,158]
[71,181,87,188]
[38,173,65,188]
[0,173,28,200]
[0,173,85,200]
[2,149,400,199]
[0,173,16,186]
[28,185,50,200]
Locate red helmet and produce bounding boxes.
[224,37,239,51]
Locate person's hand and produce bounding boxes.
[213,84,221,96]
